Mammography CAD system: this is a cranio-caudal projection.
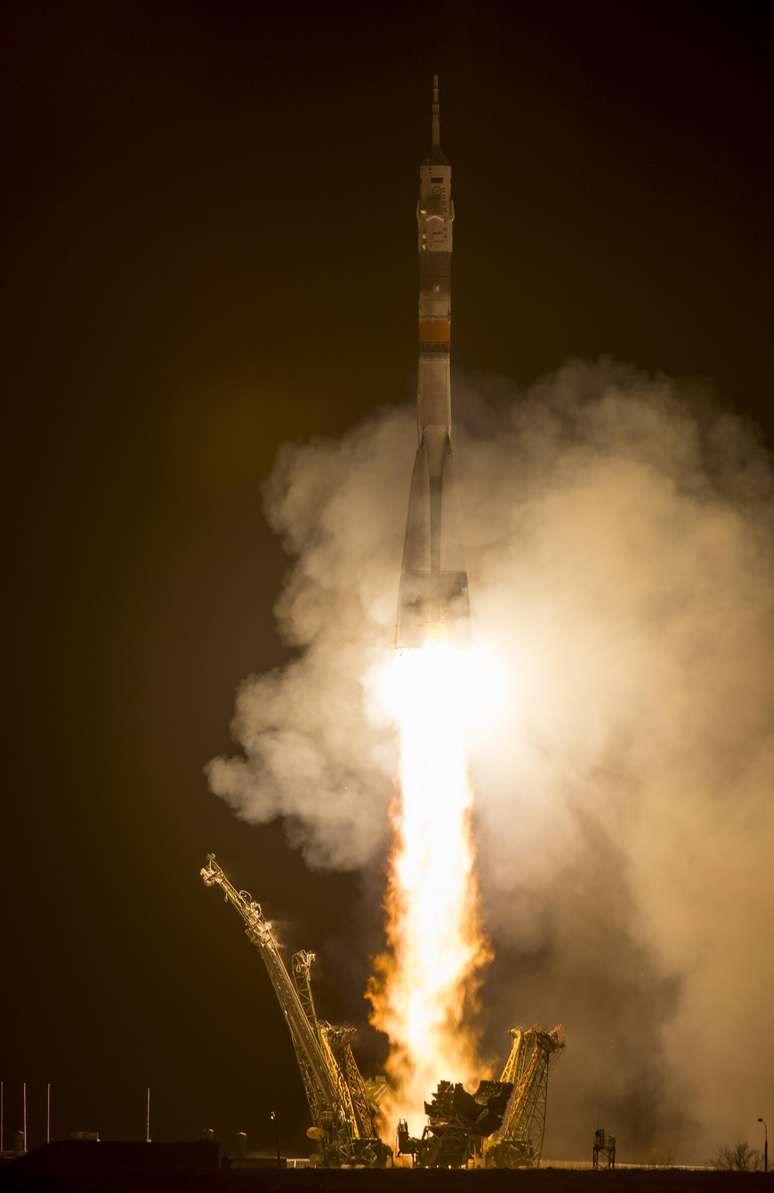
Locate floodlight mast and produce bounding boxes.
[758,1118,768,1173]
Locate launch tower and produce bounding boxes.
[200,854,390,1168]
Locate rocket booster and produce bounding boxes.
[396,76,470,648]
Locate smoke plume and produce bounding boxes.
[208,360,774,1161]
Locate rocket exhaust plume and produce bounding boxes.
[368,77,491,1133]
[369,642,495,1133]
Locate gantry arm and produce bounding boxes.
[486,1025,564,1166]
[200,854,341,1125]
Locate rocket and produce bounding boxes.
[396,76,471,648]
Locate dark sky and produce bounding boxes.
[4,0,772,1157]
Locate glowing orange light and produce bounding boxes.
[369,638,496,1135]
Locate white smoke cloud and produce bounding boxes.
[207,360,774,1160]
[207,412,412,868]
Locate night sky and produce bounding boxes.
[4,0,772,1157]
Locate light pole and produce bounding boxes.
[270,1110,280,1166]
[757,1118,768,1173]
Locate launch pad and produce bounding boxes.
[200,854,564,1170]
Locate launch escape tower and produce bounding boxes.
[200,854,390,1168]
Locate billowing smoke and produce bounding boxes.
[208,360,774,1161]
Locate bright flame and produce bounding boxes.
[369,638,497,1135]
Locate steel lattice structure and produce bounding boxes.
[200,854,389,1167]
[484,1025,565,1167]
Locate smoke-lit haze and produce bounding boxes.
[208,360,774,1161]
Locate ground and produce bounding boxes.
[2,1150,772,1193]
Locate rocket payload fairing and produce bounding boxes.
[396,76,470,648]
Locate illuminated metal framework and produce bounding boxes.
[483,1025,565,1168]
[396,1024,564,1169]
[200,854,390,1168]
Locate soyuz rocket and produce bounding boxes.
[396,76,471,648]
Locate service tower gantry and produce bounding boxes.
[200,853,390,1168]
[484,1025,565,1167]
